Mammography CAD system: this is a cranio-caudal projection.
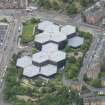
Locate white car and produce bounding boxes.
[26,6,38,12]
[18,26,21,32]
[103,33,105,36]
[0,79,3,88]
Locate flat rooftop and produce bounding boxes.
[50,51,66,62]
[68,36,84,48]
[61,25,76,36]
[42,42,58,53]
[32,51,48,64]
[38,21,60,33]
[44,24,60,34]
[23,65,39,77]
[35,32,51,44]
[40,64,57,77]
[32,50,66,64]
[35,32,66,44]
[16,56,32,68]
[22,64,57,78]
[51,32,67,43]
[38,21,53,31]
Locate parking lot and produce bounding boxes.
[0,23,8,48]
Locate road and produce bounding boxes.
[0,9,104,34]
[0,14,22,105]
[78,34,105,94]
[0,18,21,77]
[78,35,100,82]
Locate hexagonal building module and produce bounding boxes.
[61,25,76,38]
[42,42,58,53]
[23,65,40,78]
[37,21,53,33]
[32,51,48,66]
[44,24,60,34]
[50,51,66,68]
[35,32,51,50]
[22,64,57,78]
[51,32,67,49]
[32,50,66,68]
[16,56,32,69]
[40,64,57,77]
[35,32,67,50]
[68,36,84,48]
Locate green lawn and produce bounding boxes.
[21,21,35,44]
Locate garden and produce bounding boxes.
[20,18,40,44]
[4,54,83,105]
[64,31,92,80]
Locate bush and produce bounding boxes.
[89,79,102,88]
[66,3,77,15]
[0,18,8,23]
[52,1,60,10]
[38,87,83,105]
[65,31,92,79]
[30,18,40,24]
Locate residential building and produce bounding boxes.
[83,96,105,105]
[86,37,105,79]
[0,0,28,9]
[83,1,105,24]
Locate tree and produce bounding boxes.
[30,18,40,24]
[80,0,95,7]
[68,56,76,63]
[89,79,102,88]
[0,18,8,23]
[66,3,77,15]
[38,87,83,105]
[43,0,51,9]
[52,1,60,10]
